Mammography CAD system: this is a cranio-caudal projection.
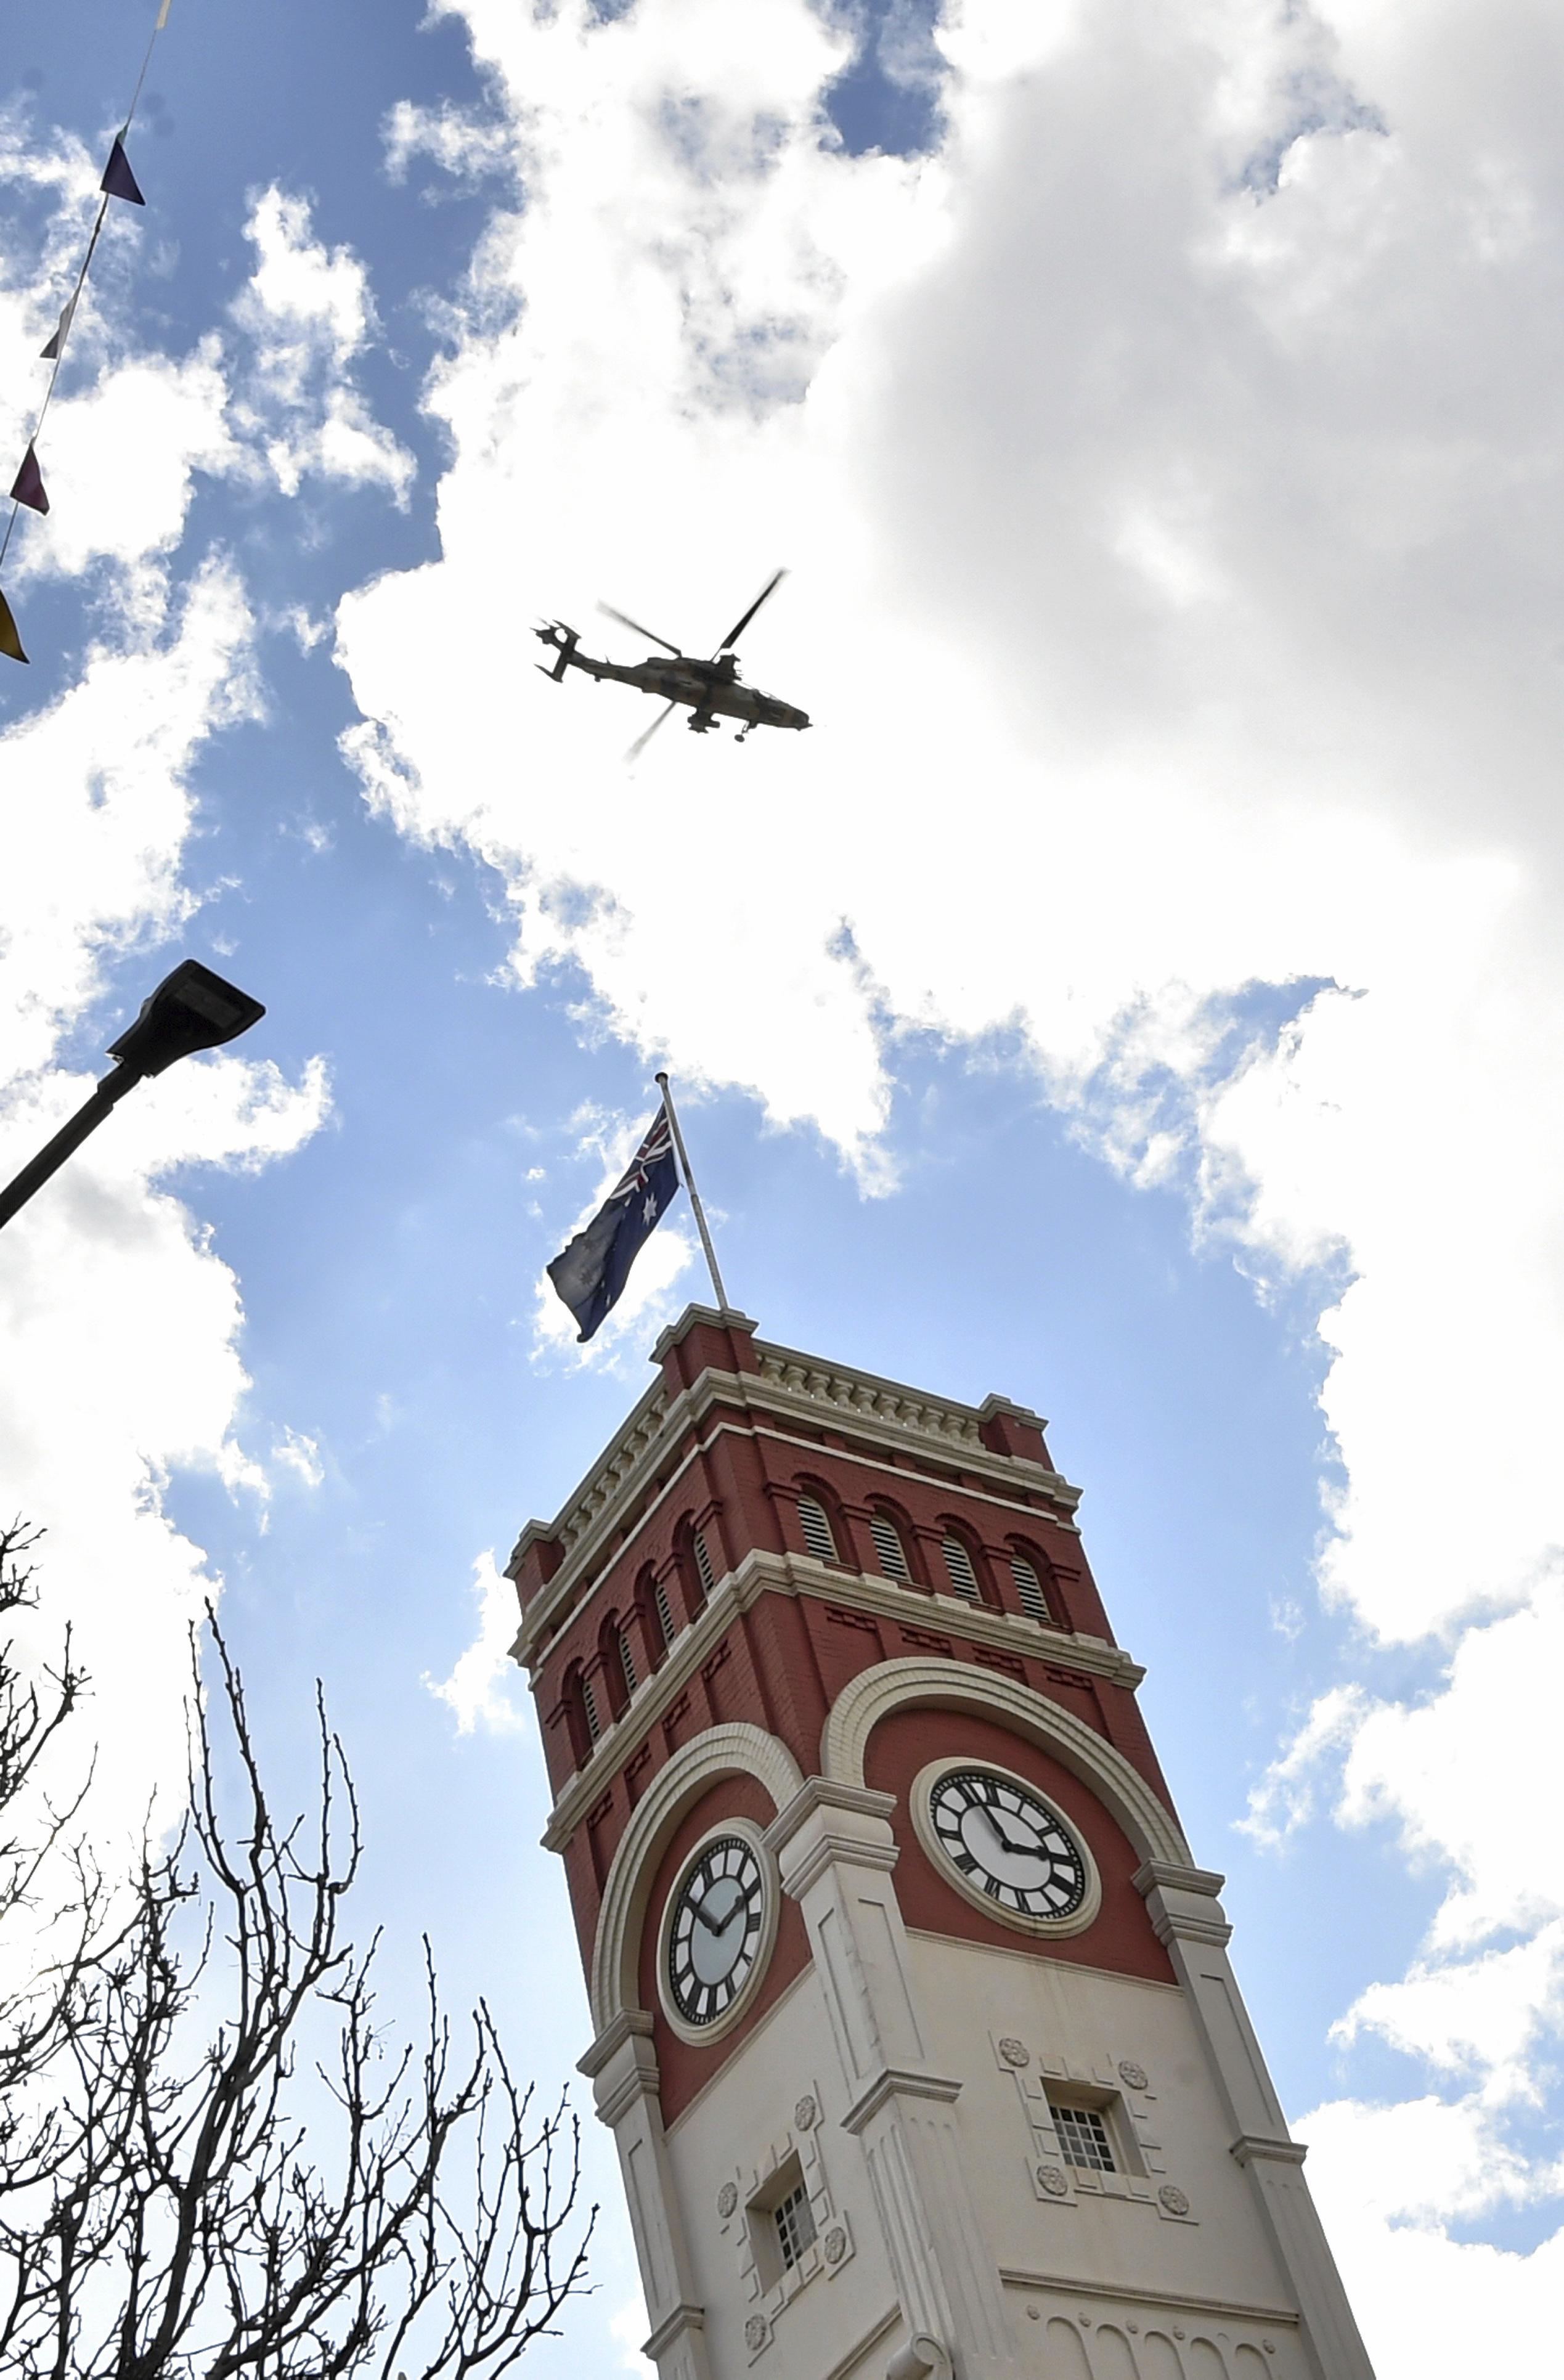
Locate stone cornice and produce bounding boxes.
[642,2302,706,2362]
[577,2005,655,2079]
[998,2270,1300,2326]
[509,1356,1086,1668]
[537,1549,1142,1851]
[1133,1861,1227,1899]
[840,2065,964,2134]
[1231,2133,1309,2170]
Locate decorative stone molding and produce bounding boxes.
[841,2066,964,2137]
[510,1342,1088,1668]
[1134,1861,1236,1949]
[1231,2134,1309,2170]
[885,2334,954,2380]
[643,2303,707,2363]
[755,1349,988,1452]
[578,2007,659,2128]
[823,1657,1191,1870]
[762,1777,900,1899]
[589,1724,804,2030]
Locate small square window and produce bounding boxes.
[747,2154,818,2291]
[1049,2101,1116,2174]
[773,2178,816,2271]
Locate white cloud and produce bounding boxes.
[333,0,1564,2358]
[231,186,415,502]
[271,1425,327,1490]
[383,96,519,193]
[608,2291,653,2378]
[0,555,330,1856]
[424,1552,529,1736]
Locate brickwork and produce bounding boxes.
[510,1308,1183,2068]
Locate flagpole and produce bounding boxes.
[655,1071,730,1312]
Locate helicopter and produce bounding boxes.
[534,569,810,758]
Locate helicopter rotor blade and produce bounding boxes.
[625,700,678,765]
[714,568,786,656]
[599,601,683,656]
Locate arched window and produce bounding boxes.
[564,1665,600,1766]
[796,1492,837,1564]
[940,1531,982,1602]
[868,1509,913,1583]
[1009,1549,1052,1625]
[580,1673,601,1743]
[650,1568,678,1650]
[598,1616,632,1721]
[692,1526,717,1600]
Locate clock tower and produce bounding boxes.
[508,1308,1374,2380]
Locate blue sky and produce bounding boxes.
[4,2,1564,2370]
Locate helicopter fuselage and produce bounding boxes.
[536,624,809,735]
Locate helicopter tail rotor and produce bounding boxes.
[534,622,580,681]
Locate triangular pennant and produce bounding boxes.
[10,444,49,516]
[0,587,28,666]
[40,292,78,362]
[100,134,145,206]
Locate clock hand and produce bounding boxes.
[692,1889,744,1938]
[972,1804,1043,1862]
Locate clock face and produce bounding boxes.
[664,1835,767,2027]
[927,1768,1088,1920]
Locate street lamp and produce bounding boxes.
[0,961,266,1233]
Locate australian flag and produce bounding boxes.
[547,1104,682,1342]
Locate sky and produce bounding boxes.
[2,1,1562,2372]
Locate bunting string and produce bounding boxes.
[0,4,172,664]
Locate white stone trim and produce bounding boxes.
[822,1657,1192,1870]
[910,1757,1104,1940]
[654,1817,782,2048]
[590,1723,804,2031]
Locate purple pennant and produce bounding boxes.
[100,134,145,206]
[10,444,49,515]
[0,587,26,666]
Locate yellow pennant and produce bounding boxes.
[156,0,172,26]
[0,586,28,666]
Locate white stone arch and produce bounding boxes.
[589,1722,805,2031]
[821,1657,1191,1872]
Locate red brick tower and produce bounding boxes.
[508,1308,1373,2380]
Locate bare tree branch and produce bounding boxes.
[0,1557,594,2380]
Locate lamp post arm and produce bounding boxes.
[0,1064,144,1233]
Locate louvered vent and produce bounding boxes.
[1010,1553,1049,1624]
[581,1675,602,1743]
[692,1528,717,1598]
[618,1631,638,1694]
[941,1534,980,1600]
[653,1578,677,1647]
[797,1494,837,1563]
[869,1512,911,1581]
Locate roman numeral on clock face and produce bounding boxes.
[926,1769,1089,1921]
[664,1835,767,2026]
